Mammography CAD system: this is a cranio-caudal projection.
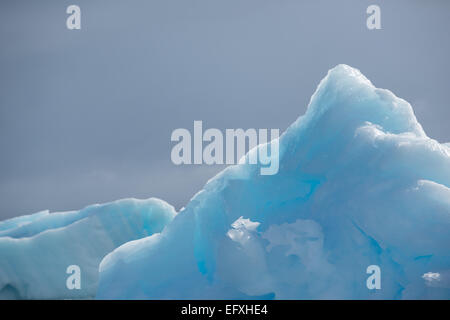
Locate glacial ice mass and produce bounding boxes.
[0,198,176,299]
[96,65,450,299]
[1,65,449,299]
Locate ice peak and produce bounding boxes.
[288,65,425,141]
[326,64,373,86]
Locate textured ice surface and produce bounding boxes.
[96,65,450,299]
[0,198,176,299]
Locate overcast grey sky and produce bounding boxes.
[0,0,449,220]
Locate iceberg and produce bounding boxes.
[0,198,176,299]
[96,65,450,299]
